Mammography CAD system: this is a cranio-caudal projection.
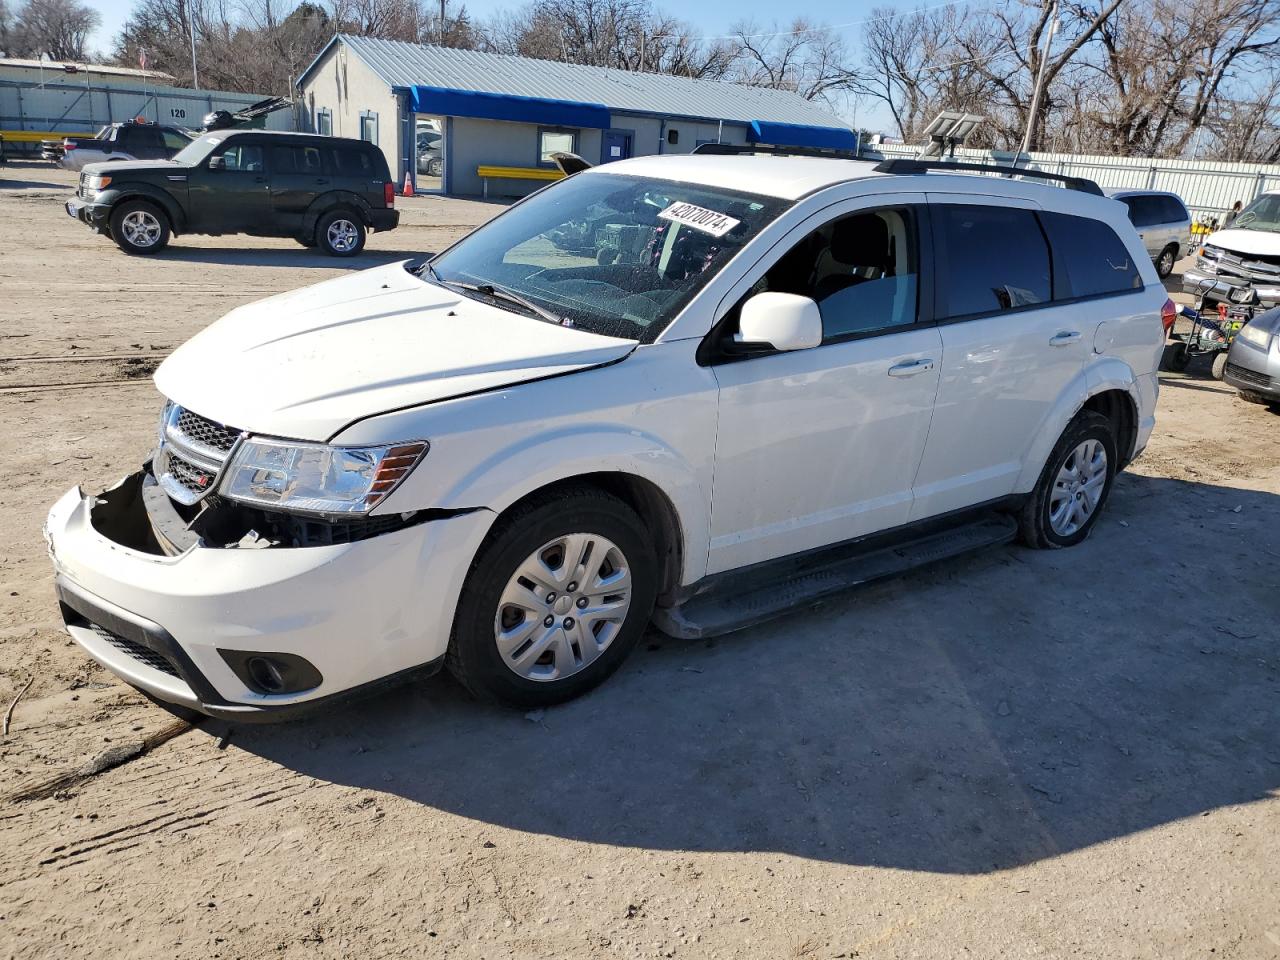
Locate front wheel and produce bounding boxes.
[1018,411,1118,549]
[447,487,658,708]
[110,200,170,254]
[316,209,365,257]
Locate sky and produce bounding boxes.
[87,0,913,128]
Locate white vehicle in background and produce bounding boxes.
[44,150,1169,720]
[1183,191,1280,309]
[58,120,194,171]
[1106,188,1193,279]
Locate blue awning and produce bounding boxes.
[749,120,857,152]
[407,86,611,129]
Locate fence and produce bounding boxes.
[863,142,1280,221]
[0,68,296,154]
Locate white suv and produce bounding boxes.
[45,153,1169,719]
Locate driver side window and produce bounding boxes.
[750,207,919,340]
[217,144,265,173]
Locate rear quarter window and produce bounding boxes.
[331,147,374,175]
[937,205,1051,319]
[1041,212,1143,298]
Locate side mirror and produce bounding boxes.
[733,292,823,352]
[207,155,225,171]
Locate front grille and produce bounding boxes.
[174,408,241,454]
[165,451,218,496]
[88,623,180,678]
[1225,362,1272,389]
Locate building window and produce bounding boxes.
[360,111,378,145]
[538,128,576,166]
[667,129,679,145]
[316,108,332,137]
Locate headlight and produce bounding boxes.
[1238,323,1271,348]
[86,173,112,191]
[221,437,428,515]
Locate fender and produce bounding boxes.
[99,183,187,232]
[303,191,374,236]
[1013,358,1141,492]
[377,425,712,586]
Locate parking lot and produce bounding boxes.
[0,162,1277,959]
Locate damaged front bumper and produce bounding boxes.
[44,470,493,721]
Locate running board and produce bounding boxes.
[652,513,1018,640]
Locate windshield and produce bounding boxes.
[171,134,225,166]
[426,172,789,341]
[1233,194,1280,232]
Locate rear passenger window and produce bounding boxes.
[331,148,372,174]
[1041,212,1143,298]
[272,145,325,174]
[938,206,1050,318]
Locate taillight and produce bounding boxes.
[383,182,395,207]
[64,141,76,150]
[1161,298,1177,335]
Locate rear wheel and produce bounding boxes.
[447,487,658,708]
[316,209,365,257]
[1018,411,1117,549]
[1156,244,1178,279]
[110,200,170,254]
[1160,342,1190,372]
[1211,352,1228,380]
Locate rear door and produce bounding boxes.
[269,143,329,232]
[909,196,1090,521]
[329,143,382,207]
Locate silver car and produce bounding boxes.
[1222,306,1280,406]
[1107,189,1193,278]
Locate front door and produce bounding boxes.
[600,130,633,164]
[189,140,270,233]
[707,197,942,575]
[909,196,1089,520]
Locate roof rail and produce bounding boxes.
[872,158,1103,196]
[692,142,860,161]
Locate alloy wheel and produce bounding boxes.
[1049,438,1108,537]
[326,219,359,253]
[494,533,633,682]
[121,210,162,248]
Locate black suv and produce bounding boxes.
[66,130,400,257]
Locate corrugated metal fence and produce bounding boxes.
[865,142,1280,221]
[0,71,295,152]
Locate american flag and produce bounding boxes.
[138,48,148,70]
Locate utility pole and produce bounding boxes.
[1018,0,1058,160]
[187,0,200,89]
[439,0,446,41]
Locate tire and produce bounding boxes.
[316,209,365,257]
[1156,244,1178,279]
[446,486,658,708]
[1211,351,1228,380]
[1160,342,1190,372]
[1018,410,1118,549]
[427,157,443,177]
[1238,389,1271,405]
[109,199,170,254]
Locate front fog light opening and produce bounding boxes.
[219,650,323,695]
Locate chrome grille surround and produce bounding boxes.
[155,404,245,506]
[1202,246,1280,287]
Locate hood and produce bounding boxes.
[154,262,637,441]
[1204,228,1280,258]
[82,158,181,175]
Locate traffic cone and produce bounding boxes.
[402,174,414,197]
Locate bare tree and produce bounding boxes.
[8,0,99,60]
[729,19,851,102]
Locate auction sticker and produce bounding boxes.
[658,202,741,237]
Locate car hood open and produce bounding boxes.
[154,261,637,441]
[1205,228,1280,258]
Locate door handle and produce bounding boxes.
[888,358,935,377]
[1049,331,1082,346]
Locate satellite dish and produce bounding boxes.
[917,111,985,160]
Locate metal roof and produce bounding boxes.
[305,35,848,129]
[0,57,174,81]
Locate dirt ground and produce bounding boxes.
[0,161,1277,960]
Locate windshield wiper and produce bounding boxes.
[440,277,567,326]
